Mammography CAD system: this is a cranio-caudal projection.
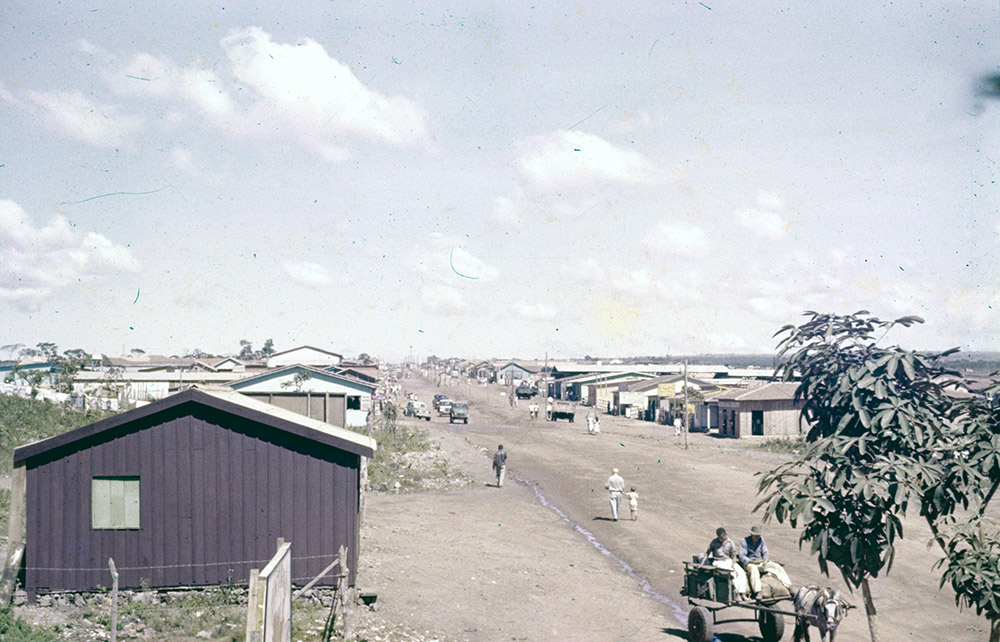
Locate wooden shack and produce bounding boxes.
[11,387,375,598]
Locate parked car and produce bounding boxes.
[437,399,453,415]
[449,402,469,424]
[405,400,431,421]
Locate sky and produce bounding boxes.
[1,1,998,362]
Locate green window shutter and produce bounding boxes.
[123,479,140,529]
[92,477,140,529]
[92,478,112,529]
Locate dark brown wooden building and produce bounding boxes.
[13,387,376,595]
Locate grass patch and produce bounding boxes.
[0,395,116,473]
[0,607,58,642]
[756,437,805,454]
[354,405,469,492]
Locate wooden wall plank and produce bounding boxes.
[242,430,257,571]
[137,427,154,587]
[162,421,179,587]
[191,418,206,586]
[150,421,165,587]
[255,436,269,565]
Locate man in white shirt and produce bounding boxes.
[604,468,625,520]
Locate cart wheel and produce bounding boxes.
[687,606,713,642]
[759,611,785,642]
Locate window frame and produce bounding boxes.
[91,476,141,530]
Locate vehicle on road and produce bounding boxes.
[437,399,453,415]
[405,400,431,421]
[680,558,838,642]
[549,400,575,422]
[433,393,449,410]
[449,402,469,424]
[515,384,537,399]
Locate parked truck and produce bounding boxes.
[515,384,537,399]
[549,400,575,422]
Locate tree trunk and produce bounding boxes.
[990,617,999,642]
[861,578,881,642]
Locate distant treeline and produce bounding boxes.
[625,354,780,369]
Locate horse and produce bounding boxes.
[792,585,850,642]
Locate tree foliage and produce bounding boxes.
[756,311,1000,641]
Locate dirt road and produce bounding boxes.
[359,376,986,641]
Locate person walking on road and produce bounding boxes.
[493,445,507,487]
[626,486,639,521]
[592,415,601,434]
[605,468,625,520]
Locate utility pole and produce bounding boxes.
[683,359,689,450]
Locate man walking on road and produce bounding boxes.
[605,468,625,520]
[493,445,507,487]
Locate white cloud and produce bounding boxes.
[493,193,524,228]
[421,283,465,314]
[283,261,331,287]
[614,270,655,296]
[221,27,429,148]
[447,247,499,281]
[644,221,709,256]
[19,89,141,146]
[514,302,557,320]
[736,191,790,239]
[518,130,669,185]
[107,52,233,118]
[0,201,139,304]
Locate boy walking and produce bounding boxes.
[626,487,639,521]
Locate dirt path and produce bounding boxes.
[358,377,988,642]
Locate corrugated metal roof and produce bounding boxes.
[14,386,376,463]
[716,382,800,402]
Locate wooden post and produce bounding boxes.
[246,568,261,642]
[683,360,689,450]
[1,461,27,605]
[109,558,119,642]
[337,545,352,639]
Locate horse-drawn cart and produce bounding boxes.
[681,561,798,642]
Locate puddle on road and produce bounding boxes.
[513,472,690,629]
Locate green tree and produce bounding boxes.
[280,369,311,392]
[756,311,973,641]
[0,344,23,360]
[238,339,254,359]
[260,339,275,359]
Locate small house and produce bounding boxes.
[496,362,535,385]
[716,382,804,437]
[11,387,375,599]
[266,346,343,369]
[228,365,375,428]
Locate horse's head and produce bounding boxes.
[818,589,847,631]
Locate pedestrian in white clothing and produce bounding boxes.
[605,468,625,520]
[626,487,639,521]
[593,416,601,434]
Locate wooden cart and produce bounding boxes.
[680,561,797,642]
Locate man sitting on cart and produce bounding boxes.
[739,525,792,598]
[703,527,749,600]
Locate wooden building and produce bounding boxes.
[228,365,376,428]
[11,387,375,597]
[716,382,803,438]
